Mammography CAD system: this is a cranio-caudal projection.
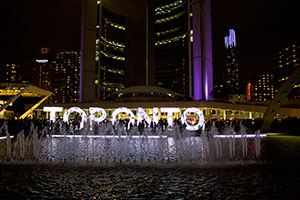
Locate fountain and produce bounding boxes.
[0,119,266,164]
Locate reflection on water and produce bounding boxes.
[0,163,299,199]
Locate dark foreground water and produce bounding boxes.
[0,162,299,200]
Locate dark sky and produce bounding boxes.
[1,0,82,77]
[212,0,300,85]
[1,0,300,86]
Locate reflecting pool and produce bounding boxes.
[0,162,299,199]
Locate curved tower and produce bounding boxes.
[154,0,190,96]
[96,5,126,100]
[80,0,148,102]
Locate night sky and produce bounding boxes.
[1,0,300,86]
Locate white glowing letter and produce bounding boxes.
[181,107,204,131]
[160,107,180,126]
[43,107,63,123]
[137,107,151,126]
[152,107,159,125]
[63,107,88,129]
[111,107,135,127]
[89,107,107,126]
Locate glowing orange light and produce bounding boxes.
[247,83,251,100]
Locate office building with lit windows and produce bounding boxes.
[224,29,239,93]
[0,62,22,83]
[246,73,274,102]
[52,50,81,104]
[33,48,53,93]
[154,0,190,96]
[95,5,126,99]
[273,44,300,98]
[80,0,213,102]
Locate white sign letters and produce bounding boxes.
[43,106,205,131]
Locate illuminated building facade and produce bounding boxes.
[52,50,80,104]
[224,29,239,93]
[0,62,22,83]
[96,5,126,99]
[33,48,53,93]
[247,73,274,102]
[153,0,213,100]
[154,0,189,96]
[80,0,213,102]
[273,44,300,98]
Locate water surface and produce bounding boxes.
[0,162,299,199]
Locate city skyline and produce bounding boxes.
[1,0,300,87]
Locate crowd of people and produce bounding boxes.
[0,116,299,137]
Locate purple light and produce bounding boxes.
[48,135,168,139]
[193,58,202,101]
[48,134,267,139]
[213,134,267,138]
[192,0,213,101]
[204,56,213,101]
[225,29,236,49]
[229,29,236,47]
[192,1,203,101]
[0,136,14,140]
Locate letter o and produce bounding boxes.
[89,107,107,124]
[111,107,135,127]
[181,107,204,131]
[63,107,88,130]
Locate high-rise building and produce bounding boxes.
[95,5,126,99]
[224,29,239,93]
[154,0,190,96]
[80,0,213,102]
[0,62,22,83]
[33,48,53,92]
[246,73,274,102]
[273,44,300,98]
[52,50,81,104]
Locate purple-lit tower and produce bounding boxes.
[192,0,213,101]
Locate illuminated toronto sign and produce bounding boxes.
[43,106,205,131]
